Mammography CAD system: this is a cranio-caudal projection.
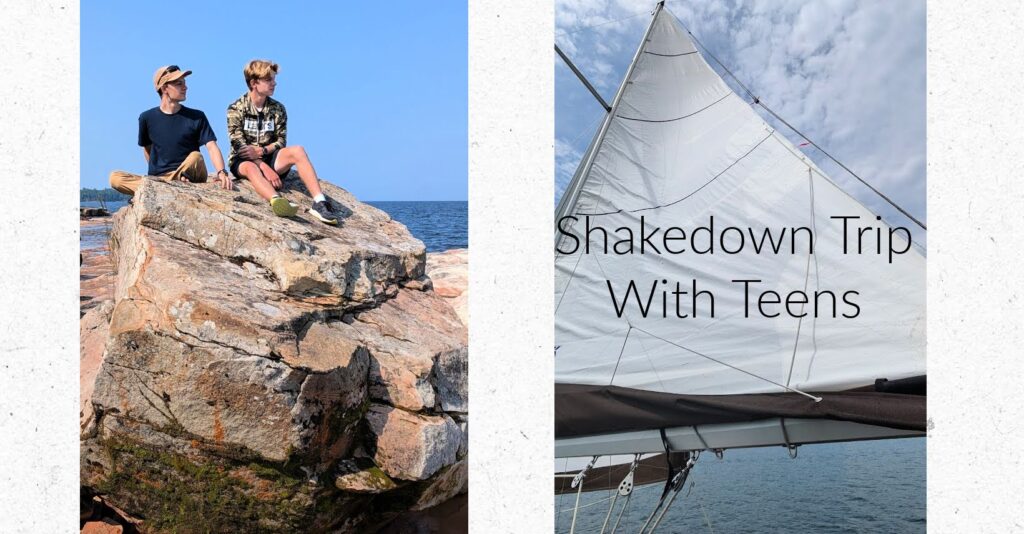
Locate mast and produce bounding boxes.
[554,1,665,242]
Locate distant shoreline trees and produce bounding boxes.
[81,188,130,202]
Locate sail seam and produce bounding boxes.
[617,92,730,123]
[577,130,772,217]
[644,50,698,57]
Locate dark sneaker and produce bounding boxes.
[309,200,338,225]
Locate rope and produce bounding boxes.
[632,326,822,402]
[557,493,618,514]
[610,492,631,533]
[785,167,817,388]
[608,326,633,385]
[690,478,717,534]
[556,9,652,37]
[668,11,926,231]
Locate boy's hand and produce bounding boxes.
[238,145,261,160]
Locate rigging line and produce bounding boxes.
[617,92,730,122]
[555,9,652,37]
[578,130,773,217]
[610,491,631,533]
[591,252,670,388]
[631,325,823,402]
[554,247,587,315]
[688,478,717,534]
[557,493,619,514]
[806,168,822,382]
[786,167,817,388]
[608,326,633,385]
[767,131,927,255]
[557,456,570,530]
[757,104,927,231]
[668,11,927,231]
[599,458,616,534]
[566,110,607,150]
[645,50,699,57]
[591,252,635,330]
[634,331,670,392]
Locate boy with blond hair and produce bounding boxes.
[226,59,337,224]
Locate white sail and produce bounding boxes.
[555,7,924,451]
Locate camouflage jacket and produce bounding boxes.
[226,93,287,167]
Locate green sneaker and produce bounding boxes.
[270,196,299,217]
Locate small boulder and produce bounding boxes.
[367,405,461,481]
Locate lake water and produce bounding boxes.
[556,437,925,533]
[80,200,468,253]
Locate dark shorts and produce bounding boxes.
[230,151,285,179]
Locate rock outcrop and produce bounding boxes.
[81,175,467,533]
[425,248,468,326]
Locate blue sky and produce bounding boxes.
[555,0,925,230]
[82,2,466,201]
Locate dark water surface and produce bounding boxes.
[81,200,468,253]
[556,438,925,534]
[368,201,467,253]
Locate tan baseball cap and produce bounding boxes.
[153,65,192,92]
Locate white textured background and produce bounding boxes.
[469,0,554,532]
[3,0,1024,532]
[0,0,81,532]
[928,1,1024,531]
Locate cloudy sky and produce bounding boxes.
[555,0,926,232]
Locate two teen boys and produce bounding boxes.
[109,60,338,225]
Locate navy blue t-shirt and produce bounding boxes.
[138,106,217,175]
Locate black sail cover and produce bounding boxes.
[555,381,926,439]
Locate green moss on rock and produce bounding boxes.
[95,437,313,533]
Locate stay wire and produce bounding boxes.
[555,9,652,37]
[631,325,822,402]
[668,11,927,231]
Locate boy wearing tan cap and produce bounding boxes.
[109,65,231,195]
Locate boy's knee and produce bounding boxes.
[109,171,136,195]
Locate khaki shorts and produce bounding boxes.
[109,151,208,196]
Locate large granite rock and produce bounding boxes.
[81,176,468,533]
[425,248,468,326]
